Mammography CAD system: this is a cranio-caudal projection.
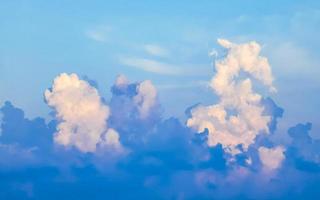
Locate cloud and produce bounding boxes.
[114,74,129,86]
[108,75,162,147]
[99,128,124,154]
[112,74,160,120]
[258,146,285,170]
[1,38,320,199]
[134,80,158,119]
[0,101,53,150]
[187,39,276,155]
[0,143,39,169]
[45,73,121,153]
[0,101,56,171]
[143,44,169,57]
[285,122,320,171]
[261,97,284,134]
[85,25,112,43]
[119,56,184,75]
[118,56,208,76]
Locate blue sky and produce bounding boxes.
[1,1,320,199]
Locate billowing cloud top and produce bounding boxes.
[258,146,285,170]
[0,38,319,199]
[45,73,121,153]
[187,39,277,156]
[133,80,158,119]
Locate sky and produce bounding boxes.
[0,0,320,199]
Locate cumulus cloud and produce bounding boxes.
[0,101,53,149]
[259,146,285,170]
[45,73,122,153]
[114,74,129,87]
[100,128,123,152]
[2,37,319,199]
[107,75,163,148]
[187,39,276,155]
[286,122,320,171]
[112,75,159,120]
[134,80,158,119]
[214,38,275,92]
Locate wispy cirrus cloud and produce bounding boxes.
[119,56,182,75]
[143,44,170,57]
[155,80,209,90]
[118,56,208,76]
[85,25,112,43]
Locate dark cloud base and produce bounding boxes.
[0,83,319,200]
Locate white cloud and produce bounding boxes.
[119,56,207,76]
[100,128,124,152]
[119,56,183,75]
[45,73,121,153]
[134,80,158,119]
[258,146,285,170]
[143,44,169,57]
[113,75,158,119]
[114,74,129,87]
[187,39,276,155]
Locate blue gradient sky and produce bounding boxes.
[1,1,319,131]
[0,1,320,199]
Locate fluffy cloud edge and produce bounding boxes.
[187,38,276,156]
[45,73,122,153]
